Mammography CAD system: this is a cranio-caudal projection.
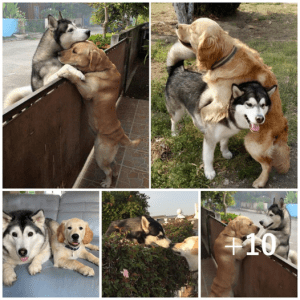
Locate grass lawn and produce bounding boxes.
[151,9,297,188]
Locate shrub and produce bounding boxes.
[102,232,192,297]
[163,219,194,243]
[89,34,111,49]
[257,202,264,212]
[194,3,240,18]
[220,212,239,224]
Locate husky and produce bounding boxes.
[105,216,171,248]
[2,210,51,286]
[4,12,90,108]
[259,198,297,265]
[165,42,276,180]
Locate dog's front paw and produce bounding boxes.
[28,262,42,275]
[254,236,263,247]
[222,150,233,159]
[204,168,216,180]
[58,64,85,81]
[242,239,251,248]
[252,177,267,188]
[79,266,95,276]
[3,269,17,286]
[101,179,112,188]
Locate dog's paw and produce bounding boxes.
[242,239,251,248]
[252,178,267,188]
[222,151,233,159]
[58,64,85,81]
[79,266,95,276]
[28,262,42,275]
[101,179,112,188]
[204,169,216,180]
[254,237,263,247]
[95,258,99,266]
[3,270,17,286]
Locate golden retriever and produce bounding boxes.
[210,216,261,297]
[56,41,140,188]
[49,218,99,276]
[176,18,290,188]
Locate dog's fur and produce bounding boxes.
[166,51,276,181]
[3,210,51,286]
[259,198,297,265]
[175,18,290,188]
[172,236,198,271]
[48,218,99,276]
[56,41,141,187]
[210,216,262,297]
[105,216,171,248]
[4,12,90,108]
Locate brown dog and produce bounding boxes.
[176,18,290,188]
[210,216,261,297]
[57,41,140,187]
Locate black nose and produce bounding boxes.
[256,115,264,123]
[18,248,27,257]
[259,220,263,225]
[175,24,179,29]
[72,234,79,240]
[86,30,90,38]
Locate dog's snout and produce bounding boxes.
[72,233,79,240]
[256,115,264,123]
[18,248,28,257]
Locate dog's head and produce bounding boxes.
[48,12,90,50]
[57,218,93,247]
[58,41,113,72]
[225,216,259,239]
[176,18,234,71]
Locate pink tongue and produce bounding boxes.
[251,124,260,132]
[21,257,29,262]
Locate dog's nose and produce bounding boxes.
[86,30,91,37]
[18,248,28,257]
[256,115,264,123]
[72,234,79,240]
[175,24,179,29]
[259,220,263,225]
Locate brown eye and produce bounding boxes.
[28,232,33,237]
[68,227,72,230]
[12,232,17,237]
[72,48,77,54]
[79,227,83,230]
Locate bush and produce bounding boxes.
[257,202,264,212]
[89,34,112,49]
[194,3,240,18]
[163,219,194,243]
[25,20,44,33]
[220,212,239,224]
[102,232,192,297]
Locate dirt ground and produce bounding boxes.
[151,3,297,188]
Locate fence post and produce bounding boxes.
[123,37,132,94]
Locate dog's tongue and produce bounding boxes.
[250,123,260,132]
[20,257,29,262]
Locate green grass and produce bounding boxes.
[151,39,297,188]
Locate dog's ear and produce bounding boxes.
[279,198,285,209]
[82,223,93,244]
[89,50,102,72]
[57,222,65,243]
[48,15,58,31]
[232,84,244,99]
[3,211,12,231]
[58,11,63,20]
[267,85,277,98]
[31,210,45,227]
[141,216,150,234]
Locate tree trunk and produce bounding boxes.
[223,192,227,216]
[173,3,194,24]
[102,5,108,38]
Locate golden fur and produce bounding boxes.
[210,216,261,297]
[57,41,140,188]
[49,218,99,276]
[176,18,290,188]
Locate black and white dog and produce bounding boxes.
[165,42,276,180]
[105,216,171,248]
[4,12,90,107]
[3,210,51,286]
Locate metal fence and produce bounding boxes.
[201,207,297,297]
[3,37,134,188]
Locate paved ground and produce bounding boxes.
[227,207,297,252]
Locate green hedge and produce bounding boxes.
[89,33,112,49]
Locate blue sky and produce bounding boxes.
[144,191,199,216]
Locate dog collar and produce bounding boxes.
[211,46,237,70]
[65,244,80,251]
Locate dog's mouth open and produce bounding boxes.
[69,241,79,246]
[263,222,274,229]
[20,256,29,262]
[244,115,260,132]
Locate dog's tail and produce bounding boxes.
[120,135,141,147]
[272,142,290,174]
[166,41,196,76]
[4,86,32,109]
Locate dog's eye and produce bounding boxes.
[79,227,83,230]
[28,232,33,237]
[68,28,74,33]
[269,214,273,217]
[12,232,17,237]
[246,103,252,107]
[72,48,77,54]
[261,104,265,108]
[68,227,72,230]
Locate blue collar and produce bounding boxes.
[65,244,80,251]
